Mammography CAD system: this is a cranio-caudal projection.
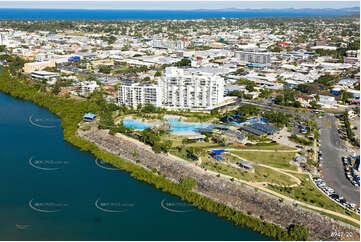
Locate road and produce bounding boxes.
[317,114,360,205]
[242,100,360,205]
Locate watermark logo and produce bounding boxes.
[94,158,119,171]
[94,198,134,213]
[28,114,60,129]
[16,224,31,230]
[28,157,69,171]
[28,198,69,213]
[160,198,194,213]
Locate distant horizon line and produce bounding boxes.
[0,6,359,10]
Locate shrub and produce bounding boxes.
[180,177,198,190]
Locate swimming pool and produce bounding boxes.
[165,116,212,134]
[122,118,156,130]
[122,116,212,134]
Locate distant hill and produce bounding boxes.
[194,7,360,15]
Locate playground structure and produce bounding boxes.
[209,149,227,161]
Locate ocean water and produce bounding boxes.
[0,91,268,240]
[0,8,350,20]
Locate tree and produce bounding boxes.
[293,101,302,108]
[310,100,321,109]
[259,89,272,98]
[142,76,151,82]
[137,103,142,112]
[160,140,172,153]
[98,65,111,74]
[246,83,255,92]
[175,58,191,67]
[236,68,245,75]
[142,103,157,113]
[288,224,308,241]
[0,45,6,52]
[152,142,162,153]
[315,75,334,87]
[315,94,320,101]
[275,95,284,105]
[234,104,259,117]
[267,45,283,52]
[52,82,61,95]
[154,71,161,77]
[179,177,198,190]
[340,90,353,102]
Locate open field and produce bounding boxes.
[201,159,297,186]
[230,150,298,170]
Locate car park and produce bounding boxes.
[313,176,359,213]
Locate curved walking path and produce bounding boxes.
[227,153,301,187]
[207,148,302,186]
[226,148,300,152]
[202,166,360,225]
[204,148,359,224]
[251,183,360,225]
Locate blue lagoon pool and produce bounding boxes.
[122,116,212,134]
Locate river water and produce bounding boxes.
[0,92,267,240]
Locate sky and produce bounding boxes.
[0,0,359,10]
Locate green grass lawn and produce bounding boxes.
[201,158,297,186]
[268,174,360,221]
[230,143,296,151]
[230,151,297,170]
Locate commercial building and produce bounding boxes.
[318,95,337,108]
[23,57,56,73]
[159,67,225,110]
[117,81,162,109]
[235,51,271,64]
[31,71,58,80]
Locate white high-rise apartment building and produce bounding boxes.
[159,67,224,110]
[152,39,188,50]
[235,51,271,64]
[117,68,225,111]
[0,33,9,47]
[118,82,162,109]
[79,81,99,97]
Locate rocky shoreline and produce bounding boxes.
[78,124,360,241]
